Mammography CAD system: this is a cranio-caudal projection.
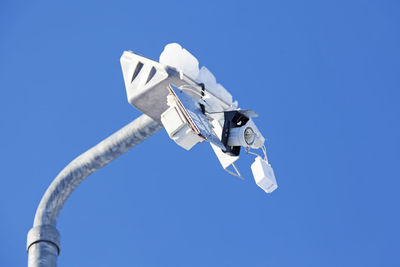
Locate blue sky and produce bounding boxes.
[1,0,399,266]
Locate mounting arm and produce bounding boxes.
[27,114,162,267]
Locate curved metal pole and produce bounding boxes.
[27,114,163,267]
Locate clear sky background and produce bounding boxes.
[1,0,399,266]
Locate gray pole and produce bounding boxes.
[27,114,163,267]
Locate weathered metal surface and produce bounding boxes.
[27,114,162,267]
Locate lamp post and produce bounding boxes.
[27,114,162,267]
[27,43,277,266]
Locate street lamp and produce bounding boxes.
[27,43,277,267]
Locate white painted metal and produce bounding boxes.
[161,103,204,151]
[251,156,278,193]
[121,43,277,193]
